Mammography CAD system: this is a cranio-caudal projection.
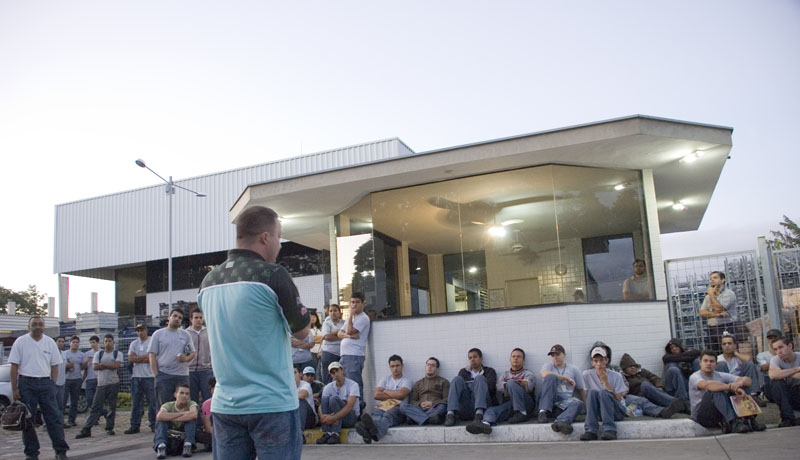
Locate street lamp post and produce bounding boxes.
[135,159,206,313]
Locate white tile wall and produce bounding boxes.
[362,301,671,408]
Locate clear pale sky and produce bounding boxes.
[1,1,798,315]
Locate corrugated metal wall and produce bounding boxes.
[54,139,415,274]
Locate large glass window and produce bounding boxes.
[334,164,651,317]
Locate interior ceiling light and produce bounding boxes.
[680,150,705,164]
[468,266,478,273]
[672,201,687,211]
[488,225,506,237]
[614,184,626,191]
[500,219,525,226]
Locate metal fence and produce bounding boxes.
[773,247,800,344]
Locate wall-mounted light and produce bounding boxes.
[488,225,506,237]
[672,201,687,211]
[468,266,478,274]
[614,183,626,191]
[680,150,705,163]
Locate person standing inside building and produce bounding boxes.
[9,316,69,460]
[622,259,653,300]
[126,324,156,434]
[198,205,310,460]
[320,304,345,384]
[76,334,122,438]
[187,309,213,405]
[148,309,195,407]
[699,271,739,353]
[338,292,371,401]
[63,336,85,428]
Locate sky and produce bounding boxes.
[1,1,798,315]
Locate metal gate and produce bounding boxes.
[772,247,800,343]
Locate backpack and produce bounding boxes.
[166,429,186,455]
[1,401,31,431]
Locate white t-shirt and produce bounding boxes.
[340,312,370,357]
[376,374,414,404]
[129,337,154,378]
[770,352,800,370]
[8,333,63,378]
[298,380,316,421]
[688,371,737,418]
[717,354,742,374]
[322,378,361,416]
[321,317,345,355]
[56,350,67,386]
[582,368,627,394]
[542,362,585,400]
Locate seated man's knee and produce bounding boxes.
[543,373,557,384]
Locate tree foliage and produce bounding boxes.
[0,284,48,316]
[767,215,800,250]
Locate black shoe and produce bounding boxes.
[105,429,115,435]
[355,422,372,443]
[747,417,766,432]
[474,412,483,422]
[64,421,75,428]
[507,411,528,424]
[659,399,683,419]
[428,414,444,425]
[75,430,91,439]
[466,421,492,435]
[600,430,617,440]
[316,433,331,444]
[731,419,751,434]
[361,413,379,441]
[778,418,797,428]
[182,443,193,457]
[124,427,139,434]
[444,413,456,427]
[55,454,67,460]
[551,421,573,435]
[580,431,598,441]
[327,433,341,444]
[537,411,551,423]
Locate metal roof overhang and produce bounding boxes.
[231,115,733,250]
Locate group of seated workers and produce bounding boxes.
[311,331,800,445]
[152,378,215,459]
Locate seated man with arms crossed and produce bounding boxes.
[356,354,413,443]
[689,349,764,433]
[467,348,535,435]
[716,333,761,396]
[400,357,450,426]
[756,329,782,403]
[537,344,586,435]
[768,336,800,427]
[153,383,198,459]
[316,362,360,445]
[445,348,497,426]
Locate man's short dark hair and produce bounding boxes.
[70,336,79,342]
[468,348,483,358]
[28,315,43,326]
[773,336,793,347]
[512,347,526,359]
[710,271,726,281]
[103,333,114,341]
[208,376,216,388]
[388,354,403,364]
[56,335,65,341]
[327,304,340,312]
[235,206,279,241]
[351,292,366,302]
[721,333,737,344]
[170,308,184,319]
[633,259,646,265]
[701,349,717,360]
[175,383,191,393]
[427,357,440,368]
[90,335,100,343]
[190,308,203,319]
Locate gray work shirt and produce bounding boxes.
[148,328,195,376]
[700,287,737,326]
[64,350,85,380]
[129,337,154,378]
[93,349,123,386]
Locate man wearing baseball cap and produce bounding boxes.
[756,329,783,403]
[126,324,156,434]
[537,345,586,435]
[301,366,324,408]
[316,361,360,445]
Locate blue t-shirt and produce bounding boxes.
[541,362,585,400]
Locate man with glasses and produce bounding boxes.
[400,357,450,426]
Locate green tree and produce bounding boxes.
[767,215,800,249]
[0,284,48,316]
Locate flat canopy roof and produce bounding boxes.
[232,115,733,250]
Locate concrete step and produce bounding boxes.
[340,419,712,444]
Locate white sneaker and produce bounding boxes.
[182,442,193,457]
[156,443,166,459]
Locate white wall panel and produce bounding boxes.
[54,139,414,274]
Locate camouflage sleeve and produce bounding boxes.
[268,266,311,334]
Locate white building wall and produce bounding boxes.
[54,139,415,275]
[362,301,671,409]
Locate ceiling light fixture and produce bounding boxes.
[500,219,525,226]
[614,184,626,191]
[488,225,506,237]
[468,266,478,273]
[680,150,705,164]
[672,201,687,211]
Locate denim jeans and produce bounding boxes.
[153,419,197,449]
[400,402,447,425]
[189,370,213,405]
[716,360,760,395]
[213,410,302,460]
[770,378,800,421]
[447,374,490,419]
[299,402,317,429]
[155,374,190,407]
[624,394,663,417]
[65,378,82,423]
[483,380,535,424]
[83,383,118,431]
[584,389,626,434]
[369,406,403,439]
[320,396,358,433]
[638,381,676,407]
[130,377,156,429]
[662,366,690,402]
[692,390,736,427]
[537,373,584,423]
[340,355,365,399]
[55,384,66,419]
[85,378,107,418]
[320,351,340,385]
[19,376,69,457]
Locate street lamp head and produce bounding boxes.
[135,159,146,168]
[195,193,207,198]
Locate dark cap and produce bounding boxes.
[135,323,146,330]
[547,344,565,356]
[766,329,782,338]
